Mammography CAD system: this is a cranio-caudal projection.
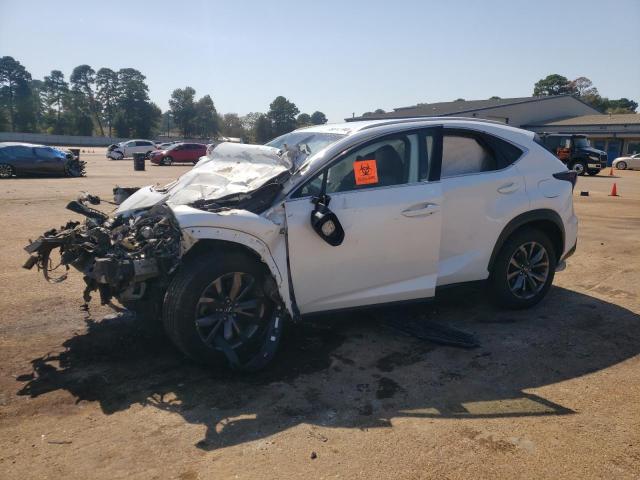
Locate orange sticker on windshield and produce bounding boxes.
[354,159,378,185]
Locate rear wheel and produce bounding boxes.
[489,228,556,309]
[570,161,587,176]
[163,251,283,370]
[0,163,15,179]
[616,161,627,170]
[162,156,173,166]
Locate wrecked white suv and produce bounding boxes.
[25,118,578,370]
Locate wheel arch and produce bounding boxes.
[488,209,565,272]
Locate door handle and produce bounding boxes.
[497,182,519,194]
[402,202,439,217]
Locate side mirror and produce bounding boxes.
[310,195,345,246]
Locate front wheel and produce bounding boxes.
[616,161,627,170]
[162,156,173,166]
[570,161,587,176]
[163,252,283,370]
[0,163,15,179]
[489,228,556,309]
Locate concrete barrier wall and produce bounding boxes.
[0,132,217,147]
[0,132,128,147]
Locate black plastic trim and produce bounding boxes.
[488,209,565,272]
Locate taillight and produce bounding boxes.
[553,170,578,190]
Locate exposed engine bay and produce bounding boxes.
[22,142,306,312]
[23,193,182,305]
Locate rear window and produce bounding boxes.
[441,130,523,178]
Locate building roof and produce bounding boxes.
[525,113,640,127]
[348,95,592,121]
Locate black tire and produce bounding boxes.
[489,228,556,309]
[587,169,600,176]
[0,163,15,179]
[163,251,283,370]
[162,156,173,166]
[616,161,627,170]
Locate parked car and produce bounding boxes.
[25,118,578,371]
[537,133,607,175]
[106,139,157,160]
[612,153,640,170]
[149,142,207,165]
[0,142,85,178]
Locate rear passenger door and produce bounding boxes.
[436,128,529,286]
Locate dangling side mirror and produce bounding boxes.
[310,194,345,246]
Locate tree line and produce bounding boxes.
[0,56,328,142]
[532,74,637,113]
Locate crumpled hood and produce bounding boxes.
[116,142,290,216]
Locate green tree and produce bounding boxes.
[241,112,264,143]
[533,74,576,96]
[169,86,196,137]
[253,114,273,143]
[267,96,299,137]
[115,68,157,138]
[96,68,119,136]
[67,90,94,135]
[0,56,35,131]
[70,64,104,135]
[296,113,312,127]
[193,95,219,138]
[220,113,246,139]
[42,70,69,134]
[310,111,328,125]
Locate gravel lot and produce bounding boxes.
[1,149,639,479]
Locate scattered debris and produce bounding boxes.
[384,316,479,349]
[310,451,317,459]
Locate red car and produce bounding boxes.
[149,143,207,166]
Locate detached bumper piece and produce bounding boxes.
[23,194,181,305]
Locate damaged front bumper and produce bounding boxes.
[24,193,182,305]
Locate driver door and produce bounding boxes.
[284,129,443,314]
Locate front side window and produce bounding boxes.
[295,132,427,198]
[34,147,63,159]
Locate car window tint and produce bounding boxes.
[325,133,419,194]
[34,147,62,159]
[441,134,496,177]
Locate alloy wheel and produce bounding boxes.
[0,164,13,179]
[194,272,267,351]
[617,161,627,170]
[507,241,550,300]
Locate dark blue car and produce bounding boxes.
[0,142,85,179]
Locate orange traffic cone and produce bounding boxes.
[609,183,619,197]
[609,166,614,176]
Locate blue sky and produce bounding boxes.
[1,0,638,122]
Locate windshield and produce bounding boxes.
[574,137,590,148]
[266,131,345,155]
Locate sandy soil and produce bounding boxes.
[1,150,639,479]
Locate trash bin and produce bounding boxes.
[69,148,80,160]
[133,153,146,171]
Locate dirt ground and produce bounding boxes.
[1,149,639,479]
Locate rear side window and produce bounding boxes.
[441,130,522,178]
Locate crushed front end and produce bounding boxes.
[23,194,182,306]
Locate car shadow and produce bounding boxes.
[16,286,640,451]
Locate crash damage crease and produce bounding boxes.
[23,140,299,305]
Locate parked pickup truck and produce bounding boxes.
[537,133,607,176]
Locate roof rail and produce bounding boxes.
[357,116,508,130]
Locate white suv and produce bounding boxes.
[26,118,578,371]
[106,139,157,160]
